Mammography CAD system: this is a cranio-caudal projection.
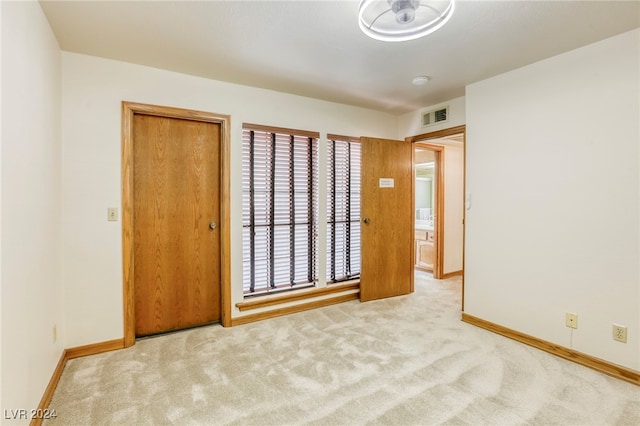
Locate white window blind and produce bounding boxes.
[327,135,361,283]
[242,124,319,296]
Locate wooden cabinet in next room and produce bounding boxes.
[414,229,434,271]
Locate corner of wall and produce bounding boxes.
[1,0,65,419]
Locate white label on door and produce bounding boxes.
[379,178,395,188]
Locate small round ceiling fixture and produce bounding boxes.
[358,0,455,42]
[412,76,430,86]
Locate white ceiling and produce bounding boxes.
[40,0,640,115]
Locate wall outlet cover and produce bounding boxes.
[612,324,627,343]
[565,312,578,329]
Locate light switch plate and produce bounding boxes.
[107,208,118,222]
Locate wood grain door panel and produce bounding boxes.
[360,137,413,301]
[133,114,221,336]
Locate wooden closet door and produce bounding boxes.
[133,113,221,336]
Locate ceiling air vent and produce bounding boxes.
[422,106,449,127]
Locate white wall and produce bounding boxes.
[465,29,639,370]
[1,1,63,421]
[61,52,398,347]
[440,141,464,274]
[0,1,3,413]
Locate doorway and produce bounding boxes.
[414,144,442,276]
[408,125,466,305]
[121,102,232,347]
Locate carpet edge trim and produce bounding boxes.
[29,350,67,426]
[461,312,639,386]
[30,338,125,426]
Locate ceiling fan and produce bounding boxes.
[358,0,456,42]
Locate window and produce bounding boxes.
[326,135,361,283]
[242,123,319,296]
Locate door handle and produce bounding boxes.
[363,217,370,224]
[209,221,217,230]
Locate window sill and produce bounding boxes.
[236,281,359,312]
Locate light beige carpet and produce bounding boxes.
[46,273,639,425]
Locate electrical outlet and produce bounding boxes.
[565,312,578,329]
[612,324,627,343]
[107,208,118,222]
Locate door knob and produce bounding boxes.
[363,217,370,224]
[209,221,217,230]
